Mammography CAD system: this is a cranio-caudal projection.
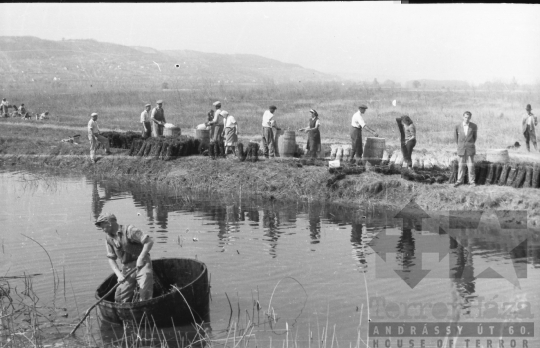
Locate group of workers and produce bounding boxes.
[1,98,49,120]
[90,99,538,189]
[89,101,537,306]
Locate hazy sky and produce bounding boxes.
[1,2,539,84]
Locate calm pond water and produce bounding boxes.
[0,169,539,347]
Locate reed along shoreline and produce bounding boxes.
[3,144,540,230]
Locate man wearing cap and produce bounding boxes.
[453,111,478,187]
[261,106,280,158]
[350,105,378,161]
[151,100,166,137]
[95,213,154,303]
[207,101,226,157]
[522,104,537,152]
[88,112,111,162]
[206,101,222,141]
[140,104,152,139]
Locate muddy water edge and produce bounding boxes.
[1,165,540,348]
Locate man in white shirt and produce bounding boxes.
[150,100,166,137]
[522,104,537,152]
[0,98,9,117]
[222,110,239,157]
[261,105,280,158]
[140,104,152,138]
[88,112,111,163]
[350,104,378,161]
[206,101,222,141]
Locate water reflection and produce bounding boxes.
[262,204,281,258]
[449,234,476,316]
[2,172,540,347]
[308,204,321,244]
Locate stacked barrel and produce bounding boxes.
[129,135,201,161]
[100,131,142,150]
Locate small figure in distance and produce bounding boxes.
[0,98,9,118]
[522,104,538,152]
[506,141,521,150]
[10,104,19,118]
[299,109,321,158]
[20,104,31,119]
[35,111,50,120]
[453,111,478,187]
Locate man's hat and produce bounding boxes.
[526,104,532,110]
[145,103,151,107]
[95,213,117,226]
[156,100,163,104]
[213,101,221,106]
[310,109,318,117]
[91,112,98,117]
[269,105,277,110]
[220,110,229,117]
[358,104,368,109]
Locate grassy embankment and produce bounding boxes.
[2,82,540,225]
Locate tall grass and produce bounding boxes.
[2,81,540,151]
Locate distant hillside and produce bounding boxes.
[0,36,339,87]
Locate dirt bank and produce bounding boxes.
[2,121,540,228]
[3,140,540,230]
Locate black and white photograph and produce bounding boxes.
[1,3,539,348]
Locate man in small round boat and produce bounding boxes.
[95,213,154,303]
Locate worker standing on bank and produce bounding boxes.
[88,112,111,163]
[299,109,321,158]
[140,104,152,139]
[95,213,154,303]
[522,104,537,152]
[262,105,280,158]
[206,101,225,149]
[453,111,478,187]
[350,104,378,161]
[151,100,166,137]
[207,101,224,143]
[207,101,222,140]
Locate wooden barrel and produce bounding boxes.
[342,145,352,161]
[486,149,509,163]
[164,125,181,137]
[195,129,210,146]
[363,137,386,165]
[330,144,339,160]
[336,146,344,161]
[381,150,390,165]
[277,131,296,158]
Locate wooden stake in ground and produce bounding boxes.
[69,267,137,336]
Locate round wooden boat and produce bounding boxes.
[96,258,210,326]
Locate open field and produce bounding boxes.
[2,82,540,152]
[2,82,540,227]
